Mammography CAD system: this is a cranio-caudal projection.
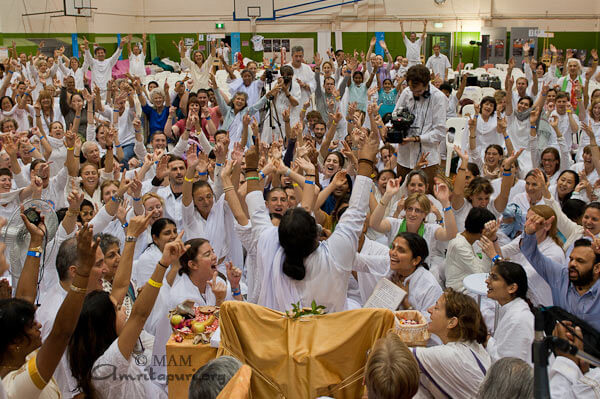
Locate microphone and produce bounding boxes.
[533,309,551,399]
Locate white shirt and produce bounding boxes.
[549,356,600,399]
[393,83,448,168]
[132,244,162,287]
[571,162,599,187]
[287,62,316,107]
[84,47,122,96]
[57,59,89,91]
[486,297,534,363]
[356,238,391,304]
[446,93,458,118]
[491,178,526,205]
[445,234,492,292]
[128,52,147,77]
[551,110,580,153]
[155,185,183,227]
[228,78,264,109]
[413,341,491,399]
[246,174,372,313]
[510,191,545,216]
[92,339,166,399]
[36,283,79,398]
[425,54,451,78]
[452,199,501,234]
[404,36,423,64]
[106,105,136,146]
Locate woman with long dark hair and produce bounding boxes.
[242,128,379,312]
[0,221,95,398]
[484,261,534,363]
[68,229,187,399]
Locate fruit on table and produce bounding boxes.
[190,315,216,334]
[191,321,206,334]
[170,314,184,326]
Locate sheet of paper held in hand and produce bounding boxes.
[363,278,406,311]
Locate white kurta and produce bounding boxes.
[92,340,166,399]
[486,297,534,363]
[132,244,162,288]
[549,356,600,399]
[412,340,491,399]
[246,174,372,313]
[445,234,492,293]
[84,47,122,98]
[128,52,147,77]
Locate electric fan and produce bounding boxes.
[2,199,59,287]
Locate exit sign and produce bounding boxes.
[216,23,225,29]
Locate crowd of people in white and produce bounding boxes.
[0,22,600,398]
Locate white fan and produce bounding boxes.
[3,199,58,286]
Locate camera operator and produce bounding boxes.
[393,64,448,190]
[262,65,300,143]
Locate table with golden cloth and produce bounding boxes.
[166,335,218,399]
[217,301,396,399]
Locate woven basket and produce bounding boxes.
[394,310,430,346]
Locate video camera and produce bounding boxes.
[385,108,416,144]
[264,69,279,84]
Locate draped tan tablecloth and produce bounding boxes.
[166,335,218,399]
[216,301,396,399]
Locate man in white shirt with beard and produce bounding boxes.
[287,45,316,109]
[392,64,448,191]
[401,20,427,67]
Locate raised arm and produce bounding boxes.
[451,145,469,210]
[221,160,249,225]
[369,178,401,233]
[118,233,188,360]
[494,148,523,213]
[111,213,152,306]
[34,224,95,384]
[505,75,514,116]
[319,111,342,160]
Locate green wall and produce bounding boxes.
[452,32,480,68]
[535,31,600,63]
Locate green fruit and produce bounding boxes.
[170,314,184,326]
[191,321,206,334]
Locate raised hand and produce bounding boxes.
[433,181,451,204]
[155,154,169,180]
[314,52,322,67]
[225,262,242,291]
[126,212,154,238]
[524,212,552,235]
[160,231,189,266]
[207,271,227,305]
[76,223,99,276]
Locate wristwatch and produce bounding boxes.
[125,236,137,242]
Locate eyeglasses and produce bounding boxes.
[406,206,424,214]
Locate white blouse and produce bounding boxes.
[486,297,534,363]
[92,340,166,399]
[412,340,491,399]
